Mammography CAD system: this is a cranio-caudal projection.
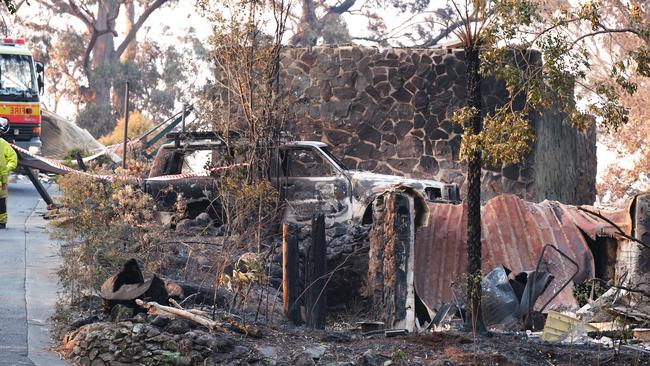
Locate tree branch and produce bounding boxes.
[569,27,641,50]
[115,0,168,59]
[421,19,468,47]
[67,0,93,28]
[82,27,118,74]
[327,0,355,15]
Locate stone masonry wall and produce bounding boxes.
[279,46,596,204]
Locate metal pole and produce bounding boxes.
[25,167,53,206]
[122,81,130,169]
[181,103,186,133]
[282,223,301,325]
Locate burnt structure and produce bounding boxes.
[280,46,596,205]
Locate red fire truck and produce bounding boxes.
[0,38,44,154]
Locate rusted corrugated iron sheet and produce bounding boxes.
[415,194,628,311]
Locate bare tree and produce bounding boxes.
[16,0,174,135]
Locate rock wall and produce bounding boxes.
[63,318,245,366]
[280,46,596,204]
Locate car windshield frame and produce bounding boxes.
[320,147,348,171]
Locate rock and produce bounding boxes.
[391,87,412,103]
[325,129,352,146]
[256,345,278,359]
[146,327,161,338]
[196,255,211,267]
[98,352,115,362]
[432,360,454,366]
[233,345,250,357]
[293,354,316,366]
[109,305,133,323]
[132,313,147,323]
[165,319,192,334]
[320,331,352,343]
[177,355,193,366]
[68,315,99,331]
[211,225,226,236]
[502,164,520,180]
[176,219,194,233]
[132,323,145,335]
[419,156,439,175]
[357,350,390,366]
[150,315,170,328]
[304,345,326,360]
[358,124,382,147]
[194,212,212,227]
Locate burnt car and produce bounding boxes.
[143,132,460,224]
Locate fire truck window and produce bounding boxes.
[182,150,212,174]
[0,54,36,93]
[287,148,334,177]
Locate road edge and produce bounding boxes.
[24,186,70,366]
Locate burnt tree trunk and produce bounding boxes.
[305,214,327,329]
[464,45,486,332]
[368,192,415,331]
[282,223,301,325]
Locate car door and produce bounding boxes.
[280,146,352,223]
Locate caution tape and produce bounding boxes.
[12,143,249,183]
[12,143,79,174]
[145,163,250,181]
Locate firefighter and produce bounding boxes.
[0,118,17,229]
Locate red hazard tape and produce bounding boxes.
[11,143,249,183]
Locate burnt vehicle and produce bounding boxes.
[143,132,461,224]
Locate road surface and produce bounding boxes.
[0,177,69,366]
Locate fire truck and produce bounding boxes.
[0,38,44,154]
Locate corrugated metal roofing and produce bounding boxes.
[414,194,628,311]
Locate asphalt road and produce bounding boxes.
[0,177,69,366]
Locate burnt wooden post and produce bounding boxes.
[282,222,301,325]
[633,194,650,284]
[75,151,87,172]
[305,213,327,329]
[122,81,130,169]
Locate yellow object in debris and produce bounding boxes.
[633,328,650,342]
[541,310,598,342]
[589,322,620,332]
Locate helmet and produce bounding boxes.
[0,117,8,135]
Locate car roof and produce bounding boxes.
[0,44,32,56]
[283,141,328,148]
[161,139,329,150]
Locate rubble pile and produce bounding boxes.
[62,316,247,366]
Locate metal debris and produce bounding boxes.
[414,194,629,312]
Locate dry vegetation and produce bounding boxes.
[54,171,170,300]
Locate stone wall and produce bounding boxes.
[279,46,596,204]
[63,318,245,366]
